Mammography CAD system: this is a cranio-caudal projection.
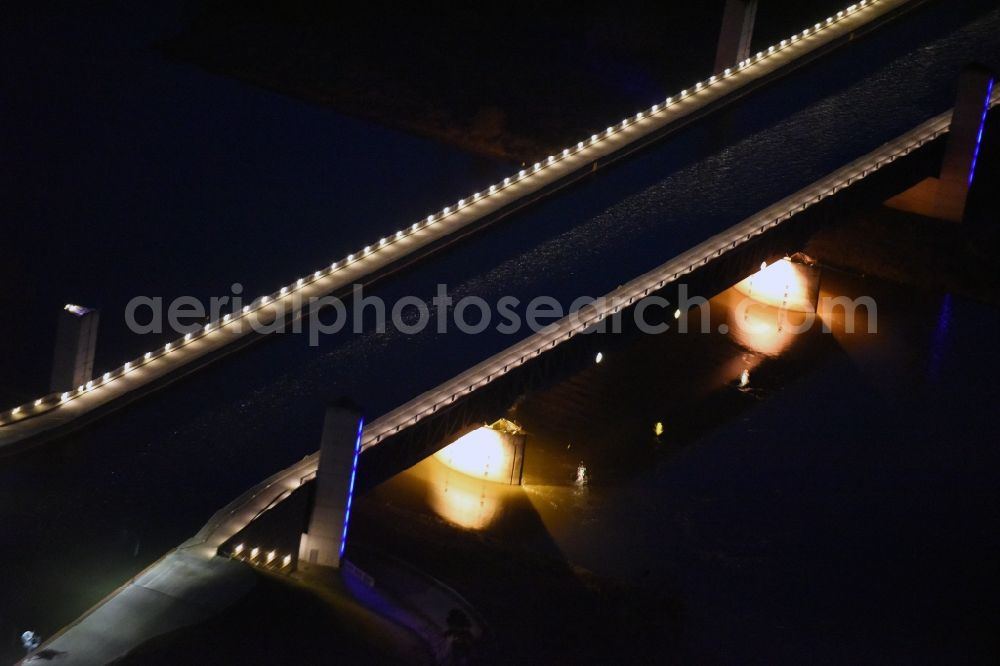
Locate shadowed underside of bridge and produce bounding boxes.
[352,137,945,493]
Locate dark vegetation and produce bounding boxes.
[165,0,852,161]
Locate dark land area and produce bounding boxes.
[112,494,685,665]
[164,0,854,161]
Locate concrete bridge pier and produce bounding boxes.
[714,0,758,74]
[886,65,995,222]
[299,399,364,568]
[50,304,99,392]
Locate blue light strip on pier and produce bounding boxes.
[968,78,994,187]
[339,417,364,558]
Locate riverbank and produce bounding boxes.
[111,568,429,665]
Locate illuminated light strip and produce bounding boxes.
[339,416,364,558]
[0,0,896,428]
[968,78,995,186]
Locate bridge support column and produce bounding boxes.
[885,65,995,222]
[714,0,758,74]
[50,304,99,392]
[299,399,364,568]
[506,430,526,486]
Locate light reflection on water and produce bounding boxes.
[374,455,519,531]
[427,465,504,531]
[714,288,803,358]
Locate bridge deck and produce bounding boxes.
[1,0,915,451]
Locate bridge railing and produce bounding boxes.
[0,0,919,428]
[360,88,1000,451]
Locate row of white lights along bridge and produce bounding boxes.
[0,0,883,427]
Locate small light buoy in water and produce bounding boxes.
[595,352,603,364]
[654,421,664,436]
[739,369,750,388]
